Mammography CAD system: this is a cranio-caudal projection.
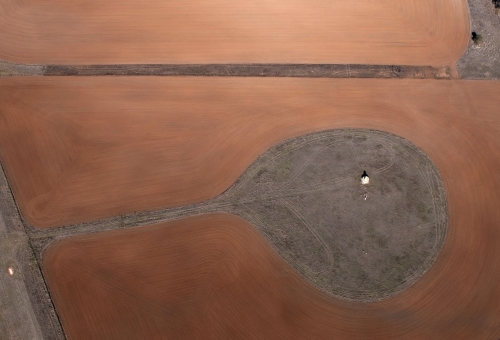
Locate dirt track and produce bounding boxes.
[44,211,500,339]
[0,77,499,230]
[0,0,469,65]
[1,76,498,337]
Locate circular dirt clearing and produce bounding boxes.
[223,129,448,301]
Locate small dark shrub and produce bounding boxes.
[471,31,483,45]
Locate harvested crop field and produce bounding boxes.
[0,0,469,65]
[0,77,499,230]
[43,211,500,339]
[2,76,498,337]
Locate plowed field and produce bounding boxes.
[0,77,499,230]
[43,211,500,339]
[2,77,499,337]
[0,0,469,65]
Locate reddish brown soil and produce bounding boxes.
[0,78,499,231]
[6,76,497,338]
[0,0,469,65]
[43,212,500,339]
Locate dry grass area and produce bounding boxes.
[1,76,497,337]
[0,0,469,65]
[44,210,500,339]
[0,77,499,230]
[457,0,500,79]
[224,129,448,301]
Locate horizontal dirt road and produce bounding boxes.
[0,0,469,65]
[0,77,499,230]
[43,211,500,339]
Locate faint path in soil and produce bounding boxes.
[2,77,497,338]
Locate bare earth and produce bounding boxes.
[44,210,500,339]
[0,0,496,337]
[219,129,448,301]
[457,0,500,79]
[0,0,469,65]
[0,77,497,338]
[0,162,64,340]
[0,77,498,230]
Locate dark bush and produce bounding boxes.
[471,31,483,45]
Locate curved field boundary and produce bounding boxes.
[0,0,469,65]
[0,77,498,229]
[42,210,500,339]
[0,77,498,338]
[219,129,448,301]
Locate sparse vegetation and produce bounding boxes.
[225,129,447,301]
